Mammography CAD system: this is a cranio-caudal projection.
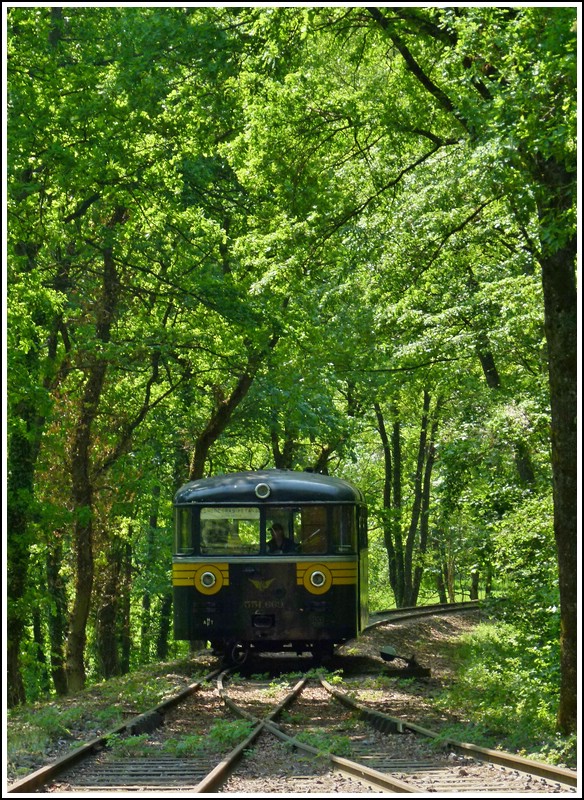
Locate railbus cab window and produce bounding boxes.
[174,507,193,555]
[331,506,357,554]
[260,506,357,554]
[200,507,260,555]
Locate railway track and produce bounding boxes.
[9,662,577,794]
[7,669,224,793]
[366,599,483,629]
[221,673,577,794]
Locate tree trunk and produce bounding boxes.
[412,406,440,605]
[470,570,480,600]
[187,369,260,652]
[189,371,256,479]
[66,241,119,692]
[475,330,501,389]
[141,486,160,662]
[445,561,456,603]
[95,539,122,679]
[119,541,132,674]
[66,488,95,692]
[536,179,577,733]
[66,353,106,690]
[374,397,425,610]
[403,390,431,607]
[32,609,51,695]
[484,562,493,596]
[141,594,152,663]
[156,592,173,660]
[391,412,405,605]
[514,440,536,486]
[435,566,448,604]
[469,268,538,488]
[271,428,297,469]
[374,402,399,604]
[7,419,35,706]
[46,540,68,695]
[312,443,335,475]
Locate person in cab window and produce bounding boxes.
[267,523,294,554]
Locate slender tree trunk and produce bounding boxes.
[32,609,51,694]
[514,440,536,486]
[435,565,448,603]
[445,561,456,603]
[46,540,68,695]
[412,405,440,605]
[470,570,480,600]
[189,372,256,479]
[312,443,335,475]
[156,593,173,660]
[186,368,261,651]
[119,540,132,674]
[66,240,120,692]
[374,402,399,602]
[141,485,160,662]
[391,412,405,605]
[141,595,152,662]
[403,390,431,607]
[475,329,501,389]
[470,268,538,489]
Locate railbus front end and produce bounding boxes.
[172,470,368,664]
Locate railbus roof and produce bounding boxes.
[174,469,365,506]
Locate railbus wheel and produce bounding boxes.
[225,641,250,667]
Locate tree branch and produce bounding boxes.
[366,7,467,130]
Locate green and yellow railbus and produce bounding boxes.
[172,469,368,665]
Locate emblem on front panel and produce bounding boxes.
[250,578,275,591]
